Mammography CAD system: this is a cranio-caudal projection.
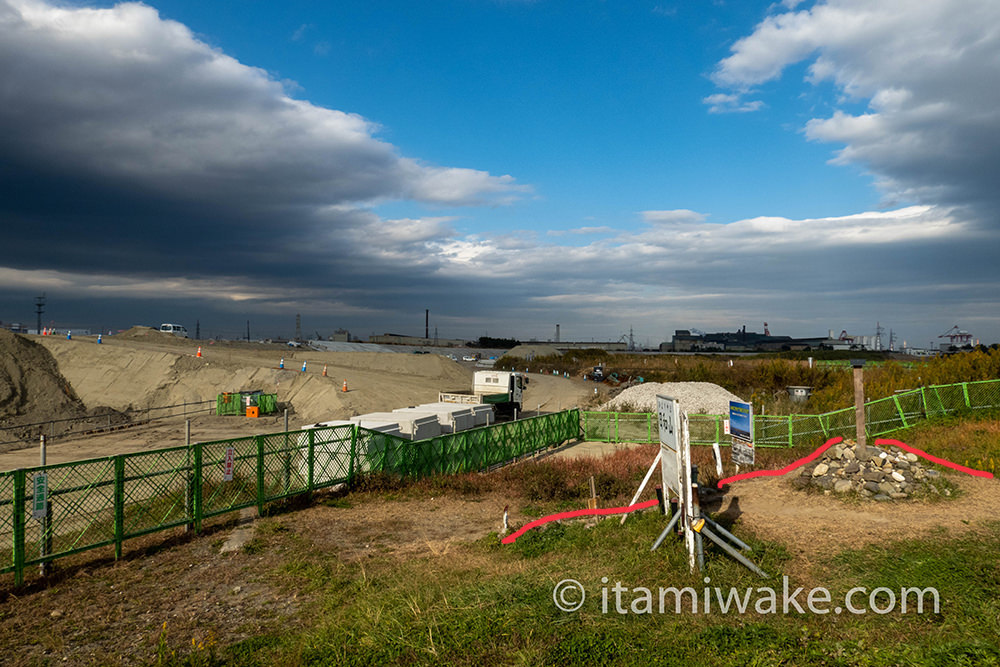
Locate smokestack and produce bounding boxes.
[556,324,560,343]
[425,309,429,340]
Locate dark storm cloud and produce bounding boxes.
[0,0,524,289]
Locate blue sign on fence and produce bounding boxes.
[729,400,753,443]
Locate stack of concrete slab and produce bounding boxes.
[394,403,476,434]
[469,404,494,427]
[351,411,441,441]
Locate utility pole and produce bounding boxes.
[35,293,45,335]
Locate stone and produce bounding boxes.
[925,469,941,478]
[895,460,910,470]
[862,470,884,482]
[874,494,891,502]
[878,481,896,496]
[816,475,836,490]
[906,453,919,463]
[830,445,844,460]
[891,471,906,482]
[890,492,908,500]
[863,481,881,494]
[844,461,861,475]
[812,463,829,477]
[834,480,854,493]
[843,448,856,461]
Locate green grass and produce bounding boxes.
[200,496,1000,666]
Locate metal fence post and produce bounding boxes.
[13,470,25,587]
[348,426,357,485]
[114,456,125,560]
[788,415,793,448]
[892,395,909,428]
[256,435,265,517]
[962,382,971,408]
[307,429,315,491]
[193,443,203,533]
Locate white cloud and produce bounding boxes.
[703,93,765,114]
[709,0,1000,213]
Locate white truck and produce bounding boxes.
[439,370,528,417]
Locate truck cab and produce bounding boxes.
[473,370,527,411]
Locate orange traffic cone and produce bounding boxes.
[196,346,202,358]
[342,380,348,392]
[322,364,328,377]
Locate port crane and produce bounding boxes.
[939,325,973,346]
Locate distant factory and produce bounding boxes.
[661,326,891,353]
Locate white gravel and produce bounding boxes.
[599,382,745,415]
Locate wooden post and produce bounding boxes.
[852,360,867,460]
[587,475,598,510]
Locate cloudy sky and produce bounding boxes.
[1,0,997,347]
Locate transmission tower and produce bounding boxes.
[34,293,45,334]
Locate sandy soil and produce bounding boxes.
[0,333,595,468]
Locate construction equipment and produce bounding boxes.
[439,370,527,416]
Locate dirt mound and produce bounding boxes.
[116,325,172,339]
[0,330,87,427]
[600,381,744,415]
[502,344,562,359]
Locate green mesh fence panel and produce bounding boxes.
[0,472,13,575]
[310,425,358,485]
[582,412,614,442]
[24,458,116,566]
[788,414,827,447]
[966,380,1000,411]
[121,447,192,539]
[615,413,655,443]
[200,437,258,518]
[259,432,309,502]
[688,415,722,445]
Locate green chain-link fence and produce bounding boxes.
[582,379,1000,448]
[1,409,579,586]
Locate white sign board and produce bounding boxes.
[223,447,236,482]
[656,395,682,496]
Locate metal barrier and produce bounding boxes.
[0,400,216,450]
[0,409,579,586]
[581,379,1000,448]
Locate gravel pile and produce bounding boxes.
[793,441,949,501]
[600,381,745,415]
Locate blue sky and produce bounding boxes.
[1,0,998,348]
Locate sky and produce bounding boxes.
[1,0,998,348]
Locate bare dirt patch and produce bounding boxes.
[716,471,1000,580]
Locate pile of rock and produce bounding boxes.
[793,440,948,501]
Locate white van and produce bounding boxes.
[159,323,189,337]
